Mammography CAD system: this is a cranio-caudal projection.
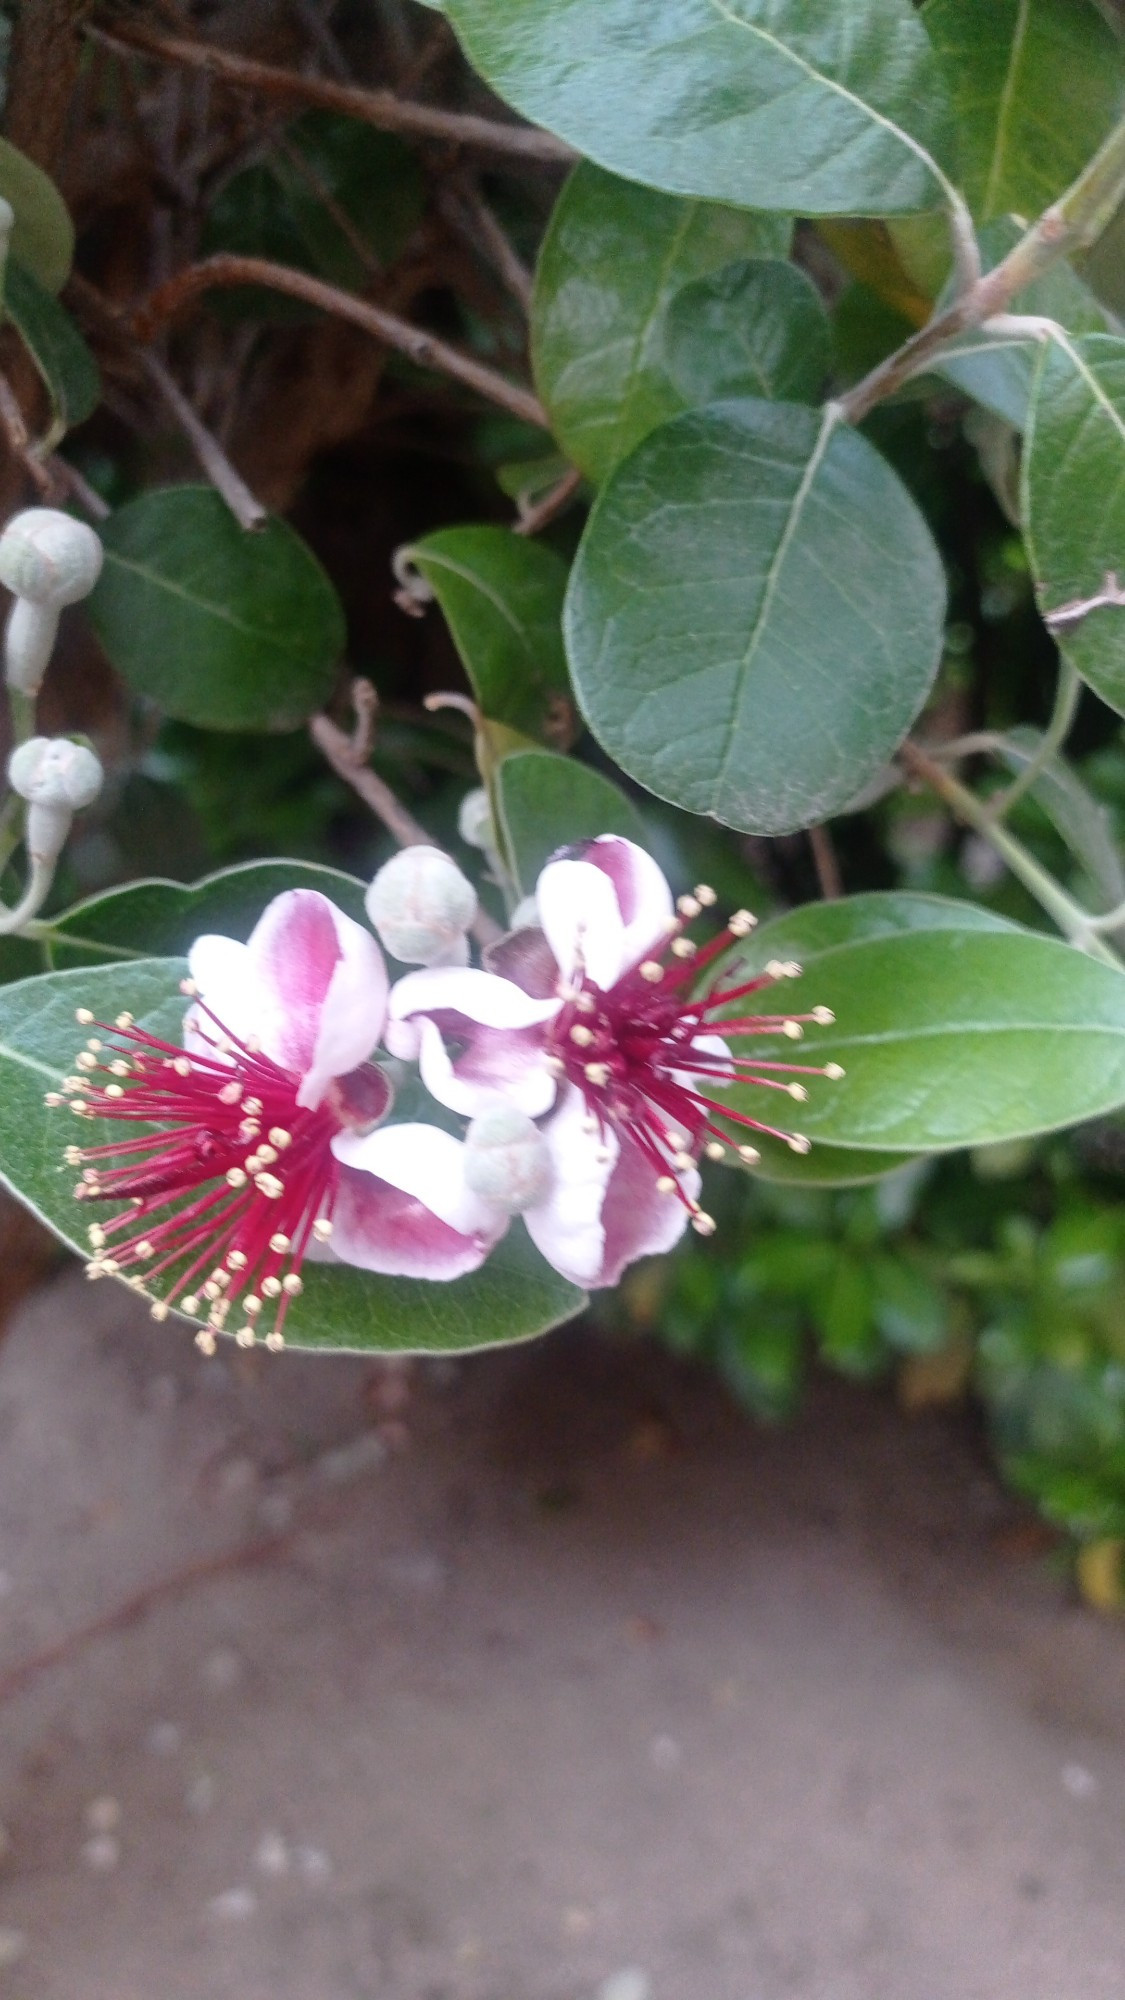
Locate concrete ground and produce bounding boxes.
[0,1271,1123,2000]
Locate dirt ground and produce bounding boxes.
[1,1273,1124,2000]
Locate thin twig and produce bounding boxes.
[1045,571,1125,633]
[131,254,549,428]
[310,688,502,945]
[807,822,843,900]
[438,177,533,309]
[90,19,575,163]
[0,370,53,497]
[514,464,582,536]
[838,114,1125,426]
[50,454,110,521]
[139,349,268,530]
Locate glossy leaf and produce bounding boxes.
[1023,335,1125,716]
[565,401,946,834]
[662,259,832,409]
[924,0,1125,220]
[446,0,955,216]
[405,526,576,745]
[532,163,791,483]
[0,960,585,1353]
[494,749,647,896]
[723,927,1125,1151]
[89,487,345,731]
[3,257,99,441]
[39,859,370,970]
[0,138,73,292]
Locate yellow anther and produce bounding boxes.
[787,1083,808,1102]
[282,1274,303,1297]
[227,1249,248,1271]
[70,1099,89,1116]
[194,1329,217,1356]
[226,1167,247,1189]
[109,1058,131,1076]
[728,910,756,937]
[202,1282,221,1302]
[738,1144,761,1165]
[115,1012,134,1029]
[75,1007,95,1025]
[235,1326,256,1349]
[569,1023,594,1048]
[694,884,717,907]
[704,1140,725,1160]
[575,992,597,1015]
[219,1080,243,1105]
[134,1240,154,1259]
[104,1083,124,1099]
[824,1063,846,1081]
[268,1127,291,1149]
[584,1062,610,1087]
[691,1212,717,1236]
[639,960,664,983]
[678,894,701,919]
[255,1144,278,1167]
[76,1051,97,1071]
[269,1232,291,1255]
[85,1260,106,1280]
[44,1092,64,1108]
[671,937,697,960]
[243,1097,263,1117]
[173,1056,192,1077]
[182,1295,200,1316]
[243,1296,262,1317]
[262,1276,282,1299]
[265,1330,285,1353]
[781,1020,804,1041]
[787,1133,812,1155]
[312,1218,333,1241]
[656,1175,677,1194]
[150,1301,169,1322]
[64,1145,83,1165]
[812,1006,835,1025]
[179,978,199,998]
[87,1224,106,1248]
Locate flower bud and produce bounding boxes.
[457,786,495,852]
[510,894,540,931]
[9,736,104,862]
[0,509,104,694]
[464,1103,552,1213]
[365,844,477,965]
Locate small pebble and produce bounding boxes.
[207,1887,258,1922]
[185,1773,218,1818]
[81,1833,120,1873]
[201,1645,243,1692]
[254,1831,290,1878]
[1062,1762,1099,1800]
[598,1971,652,2000]
[649,1734,681,1772]
[0,1926,27,1969]
[84,1796,121,1834]
[146,1720,183,1758]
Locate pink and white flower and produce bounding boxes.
[386,837,840,1289]
[61,889,507,1347]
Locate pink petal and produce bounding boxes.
[246,890,387,1106]
[388,966,560,1036]
[329,1122,507,1279]
[415,1015,558,1120]
[523,1084,618,1287]
[482,926,560,999]
[596,1133,697,1288]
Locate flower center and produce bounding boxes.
[49,990,391,1352]
[544,887,841,1231]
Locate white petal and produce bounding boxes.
[583,835,676,969]
[523,1084,618,1287]
[242,890,387,1105]
[416,1016,558,1121]
[187,936,262,1047]
[389,965,560,1031]
[537,858,627,991]
[332,1122,504,1239]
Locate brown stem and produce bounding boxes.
[310,693,503,946]
[807,823,843,901]
[438,177,534,309]
[839,114,1125,426]
[130,254,548,428]
[5,0,92,170]
[514,465,582,537]
[0,370,53,498]
[139,350,268,531]
[90,19,575,163]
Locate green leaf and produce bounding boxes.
[0,960,585,1354]
[493,749,648,896]
[748,1139,918,1186]
[3,257,99,442]
[201,113,424,309]
[565,401,947,834]
[0,137,73,292]
[446,0,955,216]
[662,259,833,410]
[1023,334,1125,717]
[405,526,576,745]
[38,859,370,970]
[923,0,1125,221]
[531,163,791,483]
[871,1253,948,1353]
[88,487,345,731]
[723,926,1125,1152]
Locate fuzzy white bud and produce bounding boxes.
[509,894,540,930]
[365,844,477,965]
[9,736,104,862]
[0,509,104,694]
[464,1103,552,1214]
[457,786,495,852]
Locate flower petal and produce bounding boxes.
[389,966,560,1034]
[329,1122,507,1279]
[596,1133,697,1287]
[186,936,262,1049]
[244,890,387,1105]
[536,858,627,990]
[386,967,561,1118]
[583,836,677,964]
[523,1084,618,1288]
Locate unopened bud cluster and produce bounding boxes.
[0,509,104,695]
[365,844,477,965]
[8,736,103,861]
